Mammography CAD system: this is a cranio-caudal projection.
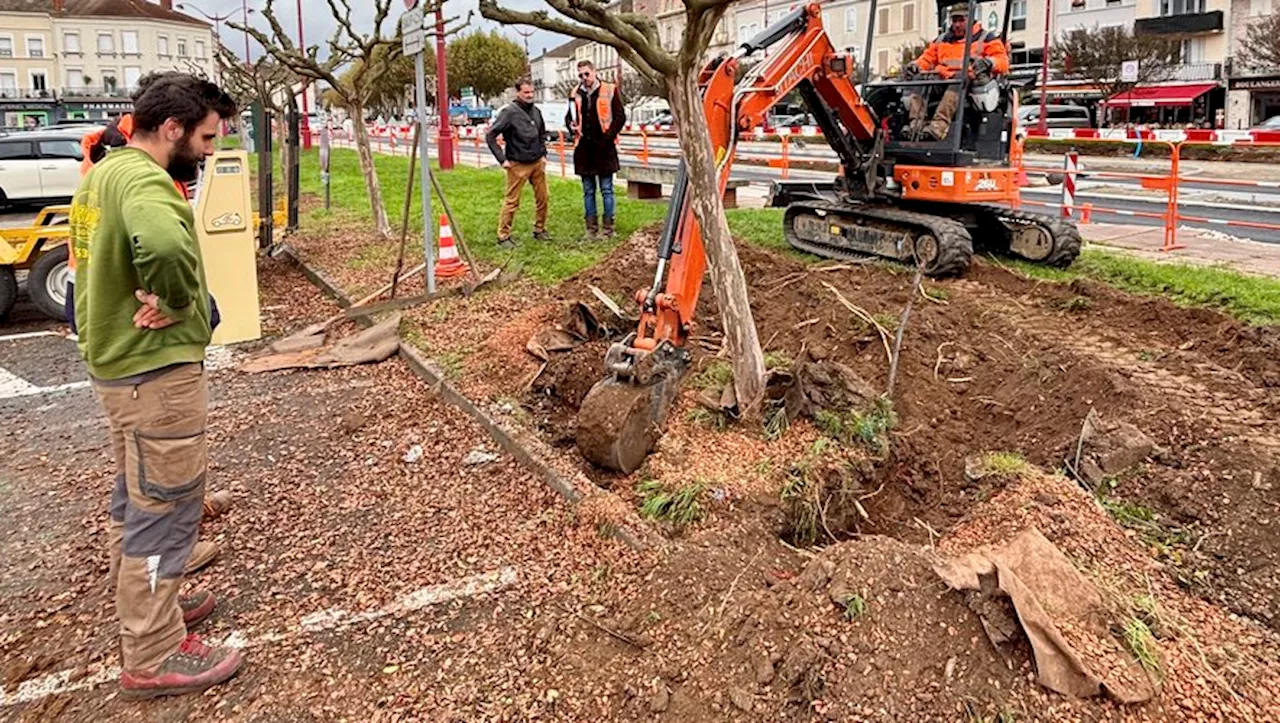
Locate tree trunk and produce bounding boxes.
[349,100,393,238]
[665,70,766,411]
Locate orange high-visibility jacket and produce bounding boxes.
[571,81,616,135]
[914,22,1009,80]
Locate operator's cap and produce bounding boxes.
[947,2,970,17]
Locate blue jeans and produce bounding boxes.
[581,174,615,219]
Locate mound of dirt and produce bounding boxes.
[478,223,1280,639]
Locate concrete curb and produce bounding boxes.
[274,244,655,552]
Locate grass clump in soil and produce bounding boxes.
[779,438,876,547]
[1122,617,1163,678]
[636,479,707,527]
[979,451,1032,477]
[813,397,897,455]
[692,360,733,392]
[686,406,730,431]
[1000,248,1280,325]
[842,593,868,620]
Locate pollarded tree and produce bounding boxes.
[478,0,767,410]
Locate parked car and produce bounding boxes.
[1253,115,1280,130]
[1017,104,1092,134]
[0,130,85,207]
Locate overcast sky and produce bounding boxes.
[189,0,569,64]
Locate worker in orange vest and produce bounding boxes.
[565,60,626,239]
[903,3,1009,141]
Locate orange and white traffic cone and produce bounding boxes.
[435,214,469,279]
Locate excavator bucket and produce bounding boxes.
[575,339,689,473]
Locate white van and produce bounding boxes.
[0,132,85,206]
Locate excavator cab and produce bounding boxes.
[861,0,1016,166]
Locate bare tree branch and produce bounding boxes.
[477,0,672,80]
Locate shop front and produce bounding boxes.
[0,96,58,131]
[1100,83,1224,128]
[59,97,132,122]
[1226,74,1280,128]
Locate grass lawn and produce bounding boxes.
[289,148,1279,324]
[1001,248,1280,325]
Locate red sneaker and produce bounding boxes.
[180,589,216,628]
[120,634,244,699]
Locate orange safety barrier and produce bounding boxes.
[1020,137,1280,251]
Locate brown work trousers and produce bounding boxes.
[93,362,207,672]
[907,87,961,139]
[497,157,549,240]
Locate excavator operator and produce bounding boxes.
[902,3,1009,141]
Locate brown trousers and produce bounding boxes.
[497,157,549,240]
[94,362,208,672]
[906,87,960,139]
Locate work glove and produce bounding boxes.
[972,58,994,77]
[903,62,921,79]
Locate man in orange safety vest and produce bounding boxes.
[903,3,1009,141]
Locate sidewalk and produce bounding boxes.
[1082,222,1280,277]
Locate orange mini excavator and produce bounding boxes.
[576,0,1081,471]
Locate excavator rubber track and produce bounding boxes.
[967,204,1083,268]
[784,201,975,277]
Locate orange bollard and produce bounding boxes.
[557,131,567,178]
[641,128,649,167]
[1080,202,1092,225]
[781,134,790,180]
[474,134,480,166]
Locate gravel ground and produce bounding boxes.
[0,258,637,720]
[5,251,1279,721]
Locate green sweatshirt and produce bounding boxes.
[71,147,210,380]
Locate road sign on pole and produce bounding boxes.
[1121,60,1139,83]
[402,7,425,57]
[403,4,434,292]
[415,49,436,294]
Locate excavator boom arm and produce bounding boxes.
[639,3,876,350]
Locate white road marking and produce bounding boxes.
[0,344,236,402]
[300,566,519,633]
[0,366,89,399]
[0,330,62,342]
[0,566,520,707]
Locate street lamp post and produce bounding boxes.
[177,3,242,85]
[295,0,311,149]
[1036,0,1051,135]
[435,8,454,170]
[243,0,251,65]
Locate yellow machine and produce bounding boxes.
[0,205,71,321]
[194,149,261,345]
[1,150,269,338]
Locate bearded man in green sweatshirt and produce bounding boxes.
[70,72,242,698]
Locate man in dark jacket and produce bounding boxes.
[486,78,549,246]
[565,60,625,238]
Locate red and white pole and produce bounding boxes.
[1061,151,1078,219]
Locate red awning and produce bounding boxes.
[1102,83,1219,108]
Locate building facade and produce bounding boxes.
[1226,0,1278,127]
[530,38,584,103]
[0,0,214,128]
